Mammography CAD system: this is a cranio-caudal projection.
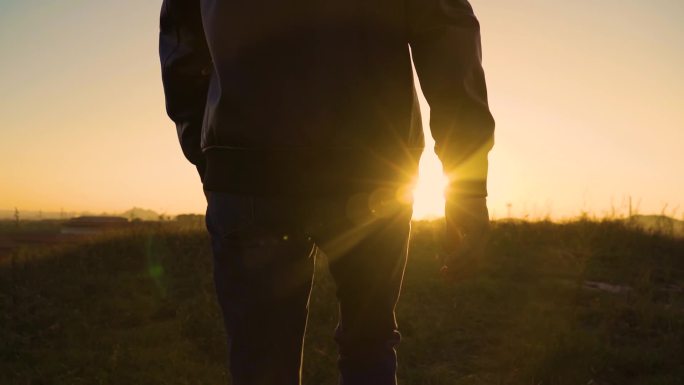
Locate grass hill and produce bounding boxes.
[629,215,684,237]
[1,220,683,384]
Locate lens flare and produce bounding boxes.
[412,151,448,219]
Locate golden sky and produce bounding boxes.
[1,1,682,219]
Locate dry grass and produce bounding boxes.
[1,219,683,384]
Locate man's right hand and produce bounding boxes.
[439,196,490,282]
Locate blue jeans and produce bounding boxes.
[205,190,413,385]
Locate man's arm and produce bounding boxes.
[408,0,495,270]
[159,0,212,180]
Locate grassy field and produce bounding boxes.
[1,219,683,385]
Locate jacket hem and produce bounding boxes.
[201,147,424,196]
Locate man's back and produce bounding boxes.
[161,0,494,197]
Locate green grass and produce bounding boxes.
[1,220,683,384]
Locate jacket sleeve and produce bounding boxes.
[407,0,495,198]
[159,0,212,180]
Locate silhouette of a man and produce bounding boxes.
[160,1,494,384]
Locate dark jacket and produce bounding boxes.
[160,0,494,197]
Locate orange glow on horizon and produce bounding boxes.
[1,2,682,219]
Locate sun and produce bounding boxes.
[412,151,448,219]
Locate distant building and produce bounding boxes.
[61,216,130,235]
[175,214,204,224]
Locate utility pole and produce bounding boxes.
[14,207,19,228]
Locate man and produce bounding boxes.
[160,0,494,384]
